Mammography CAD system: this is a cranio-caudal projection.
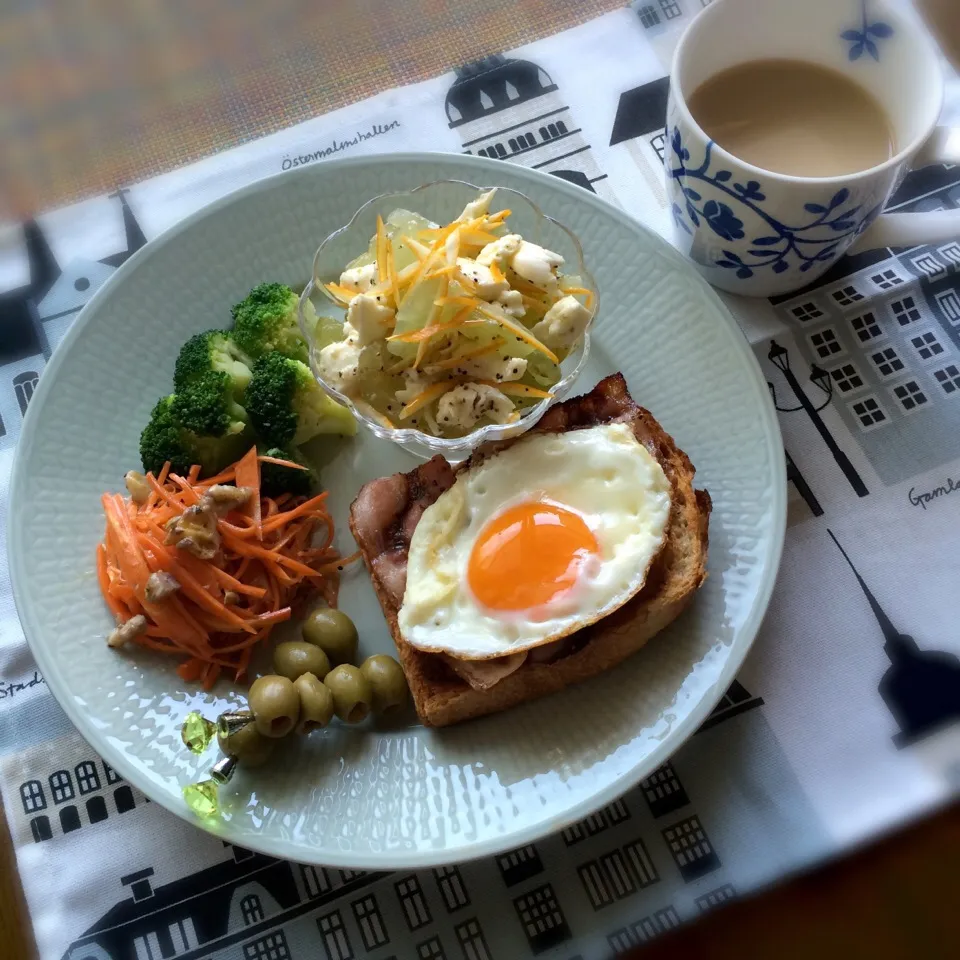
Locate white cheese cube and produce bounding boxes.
[456,257,509,300]
[532,295,592,350]
[338,262,377,295]
[476,233,522,267]
[510,240,564,293]
[346,294,395,346]
[436,383,514,429]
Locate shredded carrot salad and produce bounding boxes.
[97,447,355,689]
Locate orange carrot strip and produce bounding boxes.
[235,447,262,539]
[257,454,309,470]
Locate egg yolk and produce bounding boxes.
[467,500,600,611]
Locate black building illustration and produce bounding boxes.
[639,761,690,819]
[0,218,58,367]
[497,844,544,888]
[828,530,960,747]
[560,797,631,846]
[768,165,960,486]
[608,76,672,210]
[513,883,571,954]
[62,843,391,960]
[445,55,612,198]
[697,679,764,732]
[19,758,141,846]
[0,190,148,439]
[661,815,720,882]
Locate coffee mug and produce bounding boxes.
[665,0,960,297]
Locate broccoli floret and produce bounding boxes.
[245,352,356,448]
[173,371,248,437]
[139,393,251,477]
[230,282,315,363]
[173,330,253,397]
[260,447,316,498]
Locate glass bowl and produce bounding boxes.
[298,179,598,460]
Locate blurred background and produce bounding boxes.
[1,0,626,219]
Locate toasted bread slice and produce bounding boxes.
[349,373,711,727]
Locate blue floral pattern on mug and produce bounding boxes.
[842,0,893,61]
[668,127,883,280]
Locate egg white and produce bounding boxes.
[397,422,672,659]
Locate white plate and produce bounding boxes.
[9,153,785,868]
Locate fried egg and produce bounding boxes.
[397,422,672,659]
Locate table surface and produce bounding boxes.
[2,1,959,957]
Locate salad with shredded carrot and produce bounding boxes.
[314,188,595,438]
[97,446,353,690]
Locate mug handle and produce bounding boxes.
[848,126,960,252]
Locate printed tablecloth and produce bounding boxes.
[2,4,959,959]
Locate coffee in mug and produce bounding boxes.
[686,59,896,178]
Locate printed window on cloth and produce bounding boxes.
[317,909,354,960]
[434,865,470,911]
[791,301,824,322]
[20,780,46,814]
[353,894,390,950]
[579,860,615,910]
[396,875,432,931]
[891,379,929,413]
[651,131,667,161]
[869,346,904,378]
[810,328,843,359]
[608,929,639,953]
[243,931,290,960]
[637,5,660,28]
[871,268,904,289]
[418,937,446,960]
[935,289,960,326]
[75,761,101,796]
[849,395,888,430]
[49,770,75,804]
[240,894,264,925]
[938,240,960,265]
[890,296,921,326]
[910,331,945,361]
[829,362,865,394]
[912,253,945,278]
[933,364,960,395]
[850,311,883,343]
[103,762,122,785]
[696,884,737,912]
[339,869,365,883]
[301,865,331,898]
[832,284,865,306]
[455,918,492,960]
[659,0,682,17]
[624,837,660,887]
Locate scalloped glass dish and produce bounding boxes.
[298,179,598,459]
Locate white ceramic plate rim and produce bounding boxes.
[9,152,786,868]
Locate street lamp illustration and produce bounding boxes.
[767,339,869,498]
[828,530,960,748]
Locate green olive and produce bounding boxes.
[273,641,331,682]
[248,674,300,738]
[217,711,274,767]
[360,654,409,716]
[323,664,372,724]
[302,608,358,666]
[294,672,335,734]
